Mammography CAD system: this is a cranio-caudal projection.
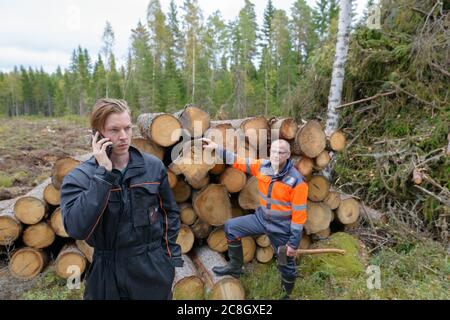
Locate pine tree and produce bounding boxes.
[313,0,328,40]
[92,55,107,100]
[20,66,33,115]
[272,9,296,114]
[130,21,154,112]
[167,0,185,69]
[290,0,317,66]
[260,0,276,115]
[182,0,203,103]
[147,0,167,110]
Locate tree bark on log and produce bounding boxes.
[174,105,210,138]
[137,113,182,147]
[75,240,94,263]
[172,254,205,300]
[270,117,298,140]
[191,246,245,300]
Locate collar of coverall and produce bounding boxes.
[261,159,293,179]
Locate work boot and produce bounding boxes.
[280,278,295,300]
[212,241,243,278]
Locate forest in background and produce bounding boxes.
[0,0,355,118]
[0,0,448,244]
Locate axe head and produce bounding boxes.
[277,245,288,266]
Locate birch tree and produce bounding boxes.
[324,0,353,178]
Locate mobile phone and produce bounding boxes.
[92,129,112,156]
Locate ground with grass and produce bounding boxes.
[0,116,91,200]
[0,116,448,300]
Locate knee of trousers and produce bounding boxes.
[224,219,241,241]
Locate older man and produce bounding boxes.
[202,138,308,300]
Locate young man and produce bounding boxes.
[202,138,308,300]
[60,98,182,300]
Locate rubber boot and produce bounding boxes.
[280,278,295,300]
[212,241,243,278]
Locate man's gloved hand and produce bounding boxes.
[171,257,184,268]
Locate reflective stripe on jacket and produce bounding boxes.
[218,147,308,248]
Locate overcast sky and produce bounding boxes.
[0,0,368,73]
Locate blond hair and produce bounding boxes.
[90,98,131,131]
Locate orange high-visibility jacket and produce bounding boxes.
[220,147,308,248]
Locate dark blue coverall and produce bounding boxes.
[60,146,182,300]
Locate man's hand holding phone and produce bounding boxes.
[92,130,113,171]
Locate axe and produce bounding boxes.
[277,245,346,266]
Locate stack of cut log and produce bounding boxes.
[0,104,365,300]
[0,154,93,281]
[136,105,362,299]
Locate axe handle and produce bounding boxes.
[296,248,346,255]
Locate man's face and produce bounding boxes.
[270,141,290,172]
[102,112,132,156]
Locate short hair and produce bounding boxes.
[90,98,131,131]
[271,139,291,152]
